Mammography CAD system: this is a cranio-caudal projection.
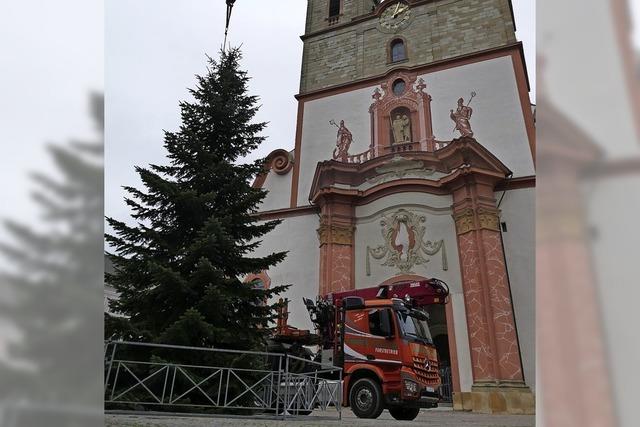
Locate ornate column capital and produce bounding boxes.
[453,208,475,235]
[453,207,501,235]
[317,222,355,245]
[477,207,501,232]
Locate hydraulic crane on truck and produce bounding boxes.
[271,278,449,420]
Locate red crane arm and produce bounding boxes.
[327,278,449,308]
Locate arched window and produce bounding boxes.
[390,39,406,62]
[392,78,406,96]
[244,272,271,291]
[329,0,341,17]
[249,279,264,290]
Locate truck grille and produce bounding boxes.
[412,356,440,386]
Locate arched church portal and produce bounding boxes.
[379,274,461,402]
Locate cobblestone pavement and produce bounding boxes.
[105,408,535,427]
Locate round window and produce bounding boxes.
[392,79,406,96]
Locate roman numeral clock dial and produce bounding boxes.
[379,1,412,32]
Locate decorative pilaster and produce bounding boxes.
[451,175,533,414]
[315,193,356,296]
[317,218,355,295]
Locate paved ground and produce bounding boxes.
[105,408,534,427]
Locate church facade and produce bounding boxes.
[250,0,535,414]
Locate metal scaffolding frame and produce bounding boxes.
[104,341,342,420]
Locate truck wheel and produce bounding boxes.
[349,378,384,419]
[389,407,421,421]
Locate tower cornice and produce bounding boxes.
[296,42,528,101]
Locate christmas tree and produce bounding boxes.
[0,94,104,407]
[105,48,288,354]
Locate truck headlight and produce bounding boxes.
[403,379,418,394]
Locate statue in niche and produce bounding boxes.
[450,93,476,137]
[391,113,411,143]
[330,119,353,161]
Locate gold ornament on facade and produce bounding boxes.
[453,207,501,235]
[453,209,476,235]
[366,209,447,276]
[477,207,500,232]
[317,223,355,245]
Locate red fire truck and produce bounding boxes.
[272,278,449,420]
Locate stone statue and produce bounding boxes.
[391,113,411,143]
[332,120,353,161]
[450,96,474,137]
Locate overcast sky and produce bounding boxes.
[0,0,103,251]
[8,1,640,245]
[104,0,536,228]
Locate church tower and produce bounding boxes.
[252,0,535,415]
[300,0,517,92]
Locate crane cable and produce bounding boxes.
[223,0,236,51]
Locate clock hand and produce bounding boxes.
[393,5,408,17]
[393,3,400,17]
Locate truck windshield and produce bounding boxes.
[395,310,433,344]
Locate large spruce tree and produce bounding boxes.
[105,49,288,352]
[0,94,104,406]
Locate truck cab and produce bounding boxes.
[339,296,440,420]
[276,278,449,420]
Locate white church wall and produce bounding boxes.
[258,168,292,212]
[421,55,534,178]
[253,214,320,332]
[353,191,474,392]
[297,85,376,204]
[497,187,536,390]
[296,54,534,206]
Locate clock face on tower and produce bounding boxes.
[379,1,412,31]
